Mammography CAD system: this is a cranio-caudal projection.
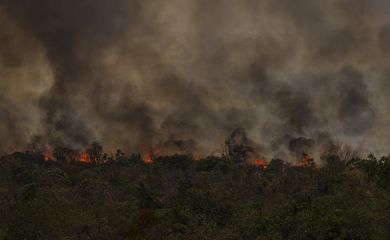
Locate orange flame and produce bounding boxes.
[44,151,54,161]
[142,148,161,164]
[297,153,314,167]
[255,159,268,169]
[79,152,92,163]
[143,152,154,164]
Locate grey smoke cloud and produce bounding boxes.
[1,0,390,157]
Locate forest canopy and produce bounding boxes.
[0,147,389,240]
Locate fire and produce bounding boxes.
[255,159,268,169]
[43,150,93,163]
[79,152,92,163]
[44,151,54,161]
[143,148,161,164]
[297,153,314,167]
[143,152,154,164]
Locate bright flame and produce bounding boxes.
[43,150,93,163]
[255,159,268,169]
[44,151,54,161]
[79,152,92,163]
[143,152,154,164]
[142,148,161,164]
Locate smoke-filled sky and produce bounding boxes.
[1,0,390,157]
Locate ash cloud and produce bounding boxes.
[1,0,390,157]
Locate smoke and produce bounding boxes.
[288,137,315,160]
[1,0,390,157]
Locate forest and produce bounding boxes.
[0,143,389,240]
[2,0,390,239]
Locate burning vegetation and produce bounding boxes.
[142,148,161,164]
[2,0,390,164]
[1,0,390,238]
[255,159,268,169]
[0,138,389,239]
[2,128,360,171]
[297,153,315,168]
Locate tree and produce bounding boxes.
[225,128,253,163]
[87,142,103,164]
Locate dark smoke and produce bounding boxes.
[1,0,390,158]
[288,137,315,160]
[337,67,376,135]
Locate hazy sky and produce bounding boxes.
[1,0,390,158]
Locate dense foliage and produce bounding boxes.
[0,152,389,240]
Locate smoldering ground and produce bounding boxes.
[1,0,390,158]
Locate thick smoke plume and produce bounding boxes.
[1,0,390,158]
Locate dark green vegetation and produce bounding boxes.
[0,152,389,240]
